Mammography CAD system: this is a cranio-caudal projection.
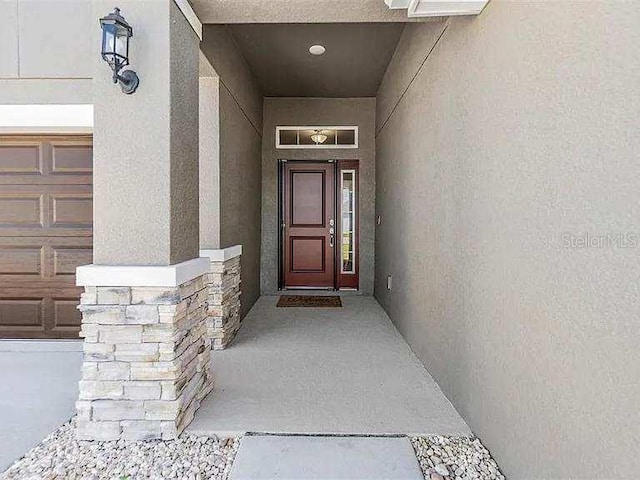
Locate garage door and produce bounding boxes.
[0,135,93,338]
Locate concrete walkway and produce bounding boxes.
[188,296,469,436]
[0,341,82,471]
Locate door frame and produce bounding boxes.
[277,159,359,291]
[278,159,336,290]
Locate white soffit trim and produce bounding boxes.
[385,0,411,8]
[174,0,203,40]
[200,245,243,262]
[76,257,210,287]
[408,0,489,16]
[0,104,93,133]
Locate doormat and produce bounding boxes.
[277,296,342,308]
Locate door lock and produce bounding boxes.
[329,219,335,227]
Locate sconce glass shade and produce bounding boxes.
[311,130,328,144]
[99,8,138,94]
[100,8,132,79]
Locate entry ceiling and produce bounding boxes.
[224,23,406,97]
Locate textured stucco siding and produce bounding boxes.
[219,86,262,318]
[192,0,417,24]
[375,2,640,479]
[201,26,263,133]
[0,0,92,104]
[261,98,376,295]
[199,75,221,250]
[93,0,199,265]
[0,79,92,104]
[169,0,201,265]
[201,26,263,317]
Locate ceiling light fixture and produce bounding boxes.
[309,44,326,56]
[310,130,328,144]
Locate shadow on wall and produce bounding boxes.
[200,25,264,318]
[374,4,640,480]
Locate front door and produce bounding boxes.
[282,161,335,288]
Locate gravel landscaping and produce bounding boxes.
[2,418,504,480]
[2,419,239,480]
[411,436,505,480]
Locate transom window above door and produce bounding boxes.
[276,126,358,149]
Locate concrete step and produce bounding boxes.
[229,435,424,480]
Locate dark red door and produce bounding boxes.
[283,162,335,288]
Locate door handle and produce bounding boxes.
[330,234,334,248]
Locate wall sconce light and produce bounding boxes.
[311,129,328,144]
[100,8,139,94]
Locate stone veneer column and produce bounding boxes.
[75,259,212,441]
[201,246,242,350]
[79,0,205,441]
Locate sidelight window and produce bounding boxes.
[340,169,356,274]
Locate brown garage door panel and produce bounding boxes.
[51,142,93,175]
[0,244,43,276]
[0,237,92,285]
[0,186,92,237]
[0,298,43,327]
[0,137,92,185]
[0,142,42,174]
[53,298,84,330]
[0,135,92,338]
[53,244,93,277]
[0,295,83,338]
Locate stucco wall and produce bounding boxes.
[261,98,376,295]
[201,26,263,317]
[93,0,200,265]
[192,0,414,24]
[0,0,92,103]
[168,1,201,265]
[199,74,221,250]
[375,3,640,479]
[219,86,262,317]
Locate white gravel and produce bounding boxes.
[2,418,504,480]
[2,419,239,480]
[411,436,505,480]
